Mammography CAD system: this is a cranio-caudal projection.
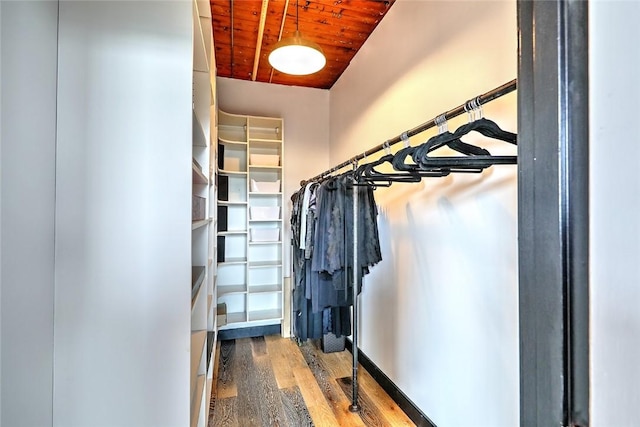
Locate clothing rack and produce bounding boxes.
[298,79,517,412]
[301,79,516,186]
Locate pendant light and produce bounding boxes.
[268,0,326,75]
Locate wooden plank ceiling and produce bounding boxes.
[211,0,395,89]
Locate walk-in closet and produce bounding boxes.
[2,1,639,427]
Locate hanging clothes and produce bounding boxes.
[291,174,382,341]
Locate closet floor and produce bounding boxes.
[208,335,415,427]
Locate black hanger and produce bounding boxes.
[450,98,517,147]
[364,153,447,182]
[413,114,491,160]
[415,136,516,170]
[391,117,487,174]
[354,155,393,186]
[452,117,517,145]
[353,139,451,187]
[415,104,516,170]
[411,130,490,166]
[390,145,423,172]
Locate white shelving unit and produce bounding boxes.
[191,0,216,426]
[216,110,285,332]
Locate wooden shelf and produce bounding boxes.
[225,312,247,324]
[192,110,207,147]
[217,136,247,146]
[248,165,282,171]
[218,169,247,176]
[191,219,210,231]
[249,240,282,245]
[218,230,247,236]
[248,135,281,142]
[248,260,282,268]
[248,309,282,322]
[248,284,282,293]
[190,374,206,427]
[192,161,208,184]
[218,285,247,296]
[191,266,206,307]
[249,192,282,196]
[217,201,247,206]
[248,138,282,147]
[249,219,282,223]
[218,257,248,265]
[206,331,216,372]
[190,331,206,390]
[216,303,227,328]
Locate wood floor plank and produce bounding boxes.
[252,350,288,426]
[317,349,353,379]
[280,386,315,426]
[284,339,310,369]
[333,349,415,426]
[209,397,238,427]
[299,343,367,427]
[250,335,267,357]
[336,376,389,427]
[263,334,281,345]
[216,340,237,398]
[265,335,298,389]
[234,338,263,426]
[357,367,416,426]
[293,367,341,427]
[268,334,309,370]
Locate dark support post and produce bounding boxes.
[349,171,361,413]
[517,1,589,426]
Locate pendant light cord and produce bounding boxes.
[230,0,234,77]
[296,0,299,32]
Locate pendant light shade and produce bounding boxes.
[269,31,326,75]
[268,0,326,75]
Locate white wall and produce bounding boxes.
[590,2,640,425]
[330,2,518,426]
[53,2,192,426]
[216,77,331,269]
[0,2,59,426]
[216,78,330,204]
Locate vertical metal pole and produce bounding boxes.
[349,171,360,412]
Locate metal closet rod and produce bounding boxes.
[300,78,517,186]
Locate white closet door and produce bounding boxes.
[54,2,192,426]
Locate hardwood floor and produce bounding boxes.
[208,335,415,427]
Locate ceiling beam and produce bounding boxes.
[269,0,289,83]
[252,0,270,81]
